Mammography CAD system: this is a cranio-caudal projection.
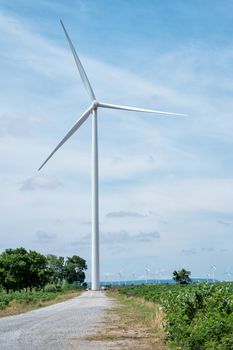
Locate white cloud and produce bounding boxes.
[106,210,145,218]
[73,230,160,246]
[181,249,197,256]
[36,230,57,243]
[20,174,62,191]
[0,114,42,138]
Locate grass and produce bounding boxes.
[85,290,168,350]
[0,290,82,317]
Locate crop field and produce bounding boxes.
[119,282,233,350]
[0,285,83,316]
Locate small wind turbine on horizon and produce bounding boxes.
[210,265,217,283]
[223,268,232,282]
[118,270,124,286]
[132,272,136,283]
[226,267,232,282]
[145,265,150,284]
[38,20,187,291]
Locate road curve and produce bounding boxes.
[0,291,113,350]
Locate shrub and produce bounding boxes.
[44,284,58,292]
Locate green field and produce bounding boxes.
[119,282,233,350]
[0,289,61,310]
[0,284,83,316]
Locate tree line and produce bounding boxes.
[0,247,87,293]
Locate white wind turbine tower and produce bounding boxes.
[38,21,187,291]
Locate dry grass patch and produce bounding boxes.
[85,291,168,350]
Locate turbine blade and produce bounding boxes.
[38,105,94,171]
[98,102,187,116]
[60,20,96,101]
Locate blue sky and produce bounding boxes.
[0,0,233,282]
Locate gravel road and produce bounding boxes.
[0,291,114,350]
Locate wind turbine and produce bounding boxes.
[225,267,232,282]
[38,20,187,291]
[132,272,136,284]
[145,265,150,284]
[210,265,217,283]
[118,270,124,286]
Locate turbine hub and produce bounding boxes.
[92,100,99,108]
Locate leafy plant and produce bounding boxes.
[118,282,233,350]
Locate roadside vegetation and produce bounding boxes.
[86,291,167,350]
[0,247,87,316]
[118,281,233,350]
[0,285,83,317]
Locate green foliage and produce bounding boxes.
[46,255,64,284]
[173,268,192,285]
[27,250,52,290]
[119,282,233,350]
[0,248,29,292]
[61,282,84,291]
[64,255,87,284]
[0,248,51,292]
[0,248,87,293]
[44,284,61,292]
[0,290,60,310]
[0,283,86,311]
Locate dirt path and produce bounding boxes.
[0,291,113,350]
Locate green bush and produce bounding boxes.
[0,290,60,310]
[44,284,59,292]
[119,282,233,350]
[61,281,84,291]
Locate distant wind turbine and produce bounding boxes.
[132,272,136,284]
[210,265,217,283]
[145,265,150,284]
[118,270,124,286]
[224,267,232,282]
[38,20,187,291]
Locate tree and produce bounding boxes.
[173,268,192,285]
[0,248,51,292]
[0,247,88,292]
[46,254,64,284]
[0,248,30,293]
[64,255,87,284]
[27,250,52,291]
